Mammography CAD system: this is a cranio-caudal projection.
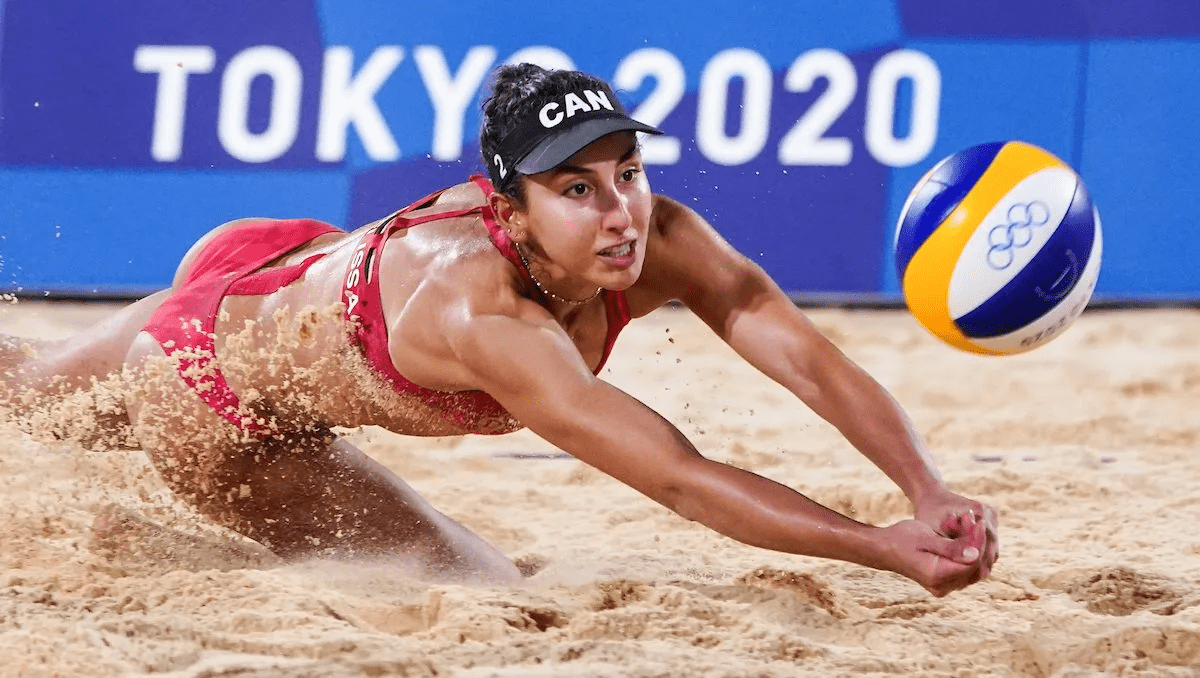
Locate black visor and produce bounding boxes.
[487,83,663,191]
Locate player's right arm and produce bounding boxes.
[445,306,987,597]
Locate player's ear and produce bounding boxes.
[489,191,527,244]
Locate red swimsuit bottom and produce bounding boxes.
[141,175,631,436]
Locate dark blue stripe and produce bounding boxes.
[956,179,1096,338]
[898,0,1200,38]
[895,141,1006,280]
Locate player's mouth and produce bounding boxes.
[597,240,637,267]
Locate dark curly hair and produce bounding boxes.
[479,63,613,204]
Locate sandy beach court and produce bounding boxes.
[1,299,1198,677]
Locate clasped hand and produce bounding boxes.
[883,490,999,597]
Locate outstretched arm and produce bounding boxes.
[632,195,998,581]
[452,309,987,596]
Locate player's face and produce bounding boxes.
[517,132,652,294]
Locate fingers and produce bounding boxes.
[981,507,1000,577]
[920,520,984,566]
[939,513,964,538]
[938,504,983,534]
[968,503,1000,577]
[941,504,1000,573]
[909,496,1001,595]
[958,519,987,566]
[918,523,988,597]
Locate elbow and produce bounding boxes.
[652,463,717,526]
[669,489,706,524]
[654,479,694,520]
[780,344,824,406]
[636,457,704,522]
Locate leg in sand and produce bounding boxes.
[89,503,283,573]
[3,219,259,415]
[121,331,523,585]
[11,290,171,396]
[0,334,26,394]
[2,290,171,447]
[2,221,264,438]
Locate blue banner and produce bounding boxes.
[0,0,1197,300]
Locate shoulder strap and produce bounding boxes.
[594,290,632,373]
[471,174,517,262]
[344,179,496,376]
[382,185,482,231]
[469,174,548,301]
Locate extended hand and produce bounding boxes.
[880,517,990,597]
[914,489,1000,580]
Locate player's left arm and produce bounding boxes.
[634,195,997,568]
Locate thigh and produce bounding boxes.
[122,330,252,495]
[19,289,172,395]
[123,333,520,584]
[230,435,522,584]
[4,292,174,447]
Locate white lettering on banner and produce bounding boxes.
[697,48,773,166]
[218,45,303,162]
[620,46,940,167]
[613,48,684,165]
[316,46,404,162]
[414,45,497,161]
[778,48,856,166]
[134,45,216,162]
[133,43,940,169]
[864,49,940,167]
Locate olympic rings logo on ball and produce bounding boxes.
[986,201,1051,270]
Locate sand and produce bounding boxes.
[1,299,1199,677]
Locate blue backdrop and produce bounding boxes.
[0,0,1196,301]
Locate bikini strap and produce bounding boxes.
[594,290,632,373]
[471,174,512,259]
[469,174,548,301]
[375,185,483,234]
[343,176,631,381]
[344,179,494,384]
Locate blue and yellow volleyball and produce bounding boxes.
[894,141,1103,355]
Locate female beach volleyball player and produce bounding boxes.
[1,64,997,596]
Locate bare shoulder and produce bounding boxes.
[402,180,489,219]
[647,193,742,253]
[379,226,553,393]
[627,193,758,315]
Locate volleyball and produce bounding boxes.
[894,141,1103,355]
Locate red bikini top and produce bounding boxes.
[341,175,631,435]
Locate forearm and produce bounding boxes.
[667,456,890,569]
[802,347,947,505]
[524,381,892,570]
[726,307,947,506]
